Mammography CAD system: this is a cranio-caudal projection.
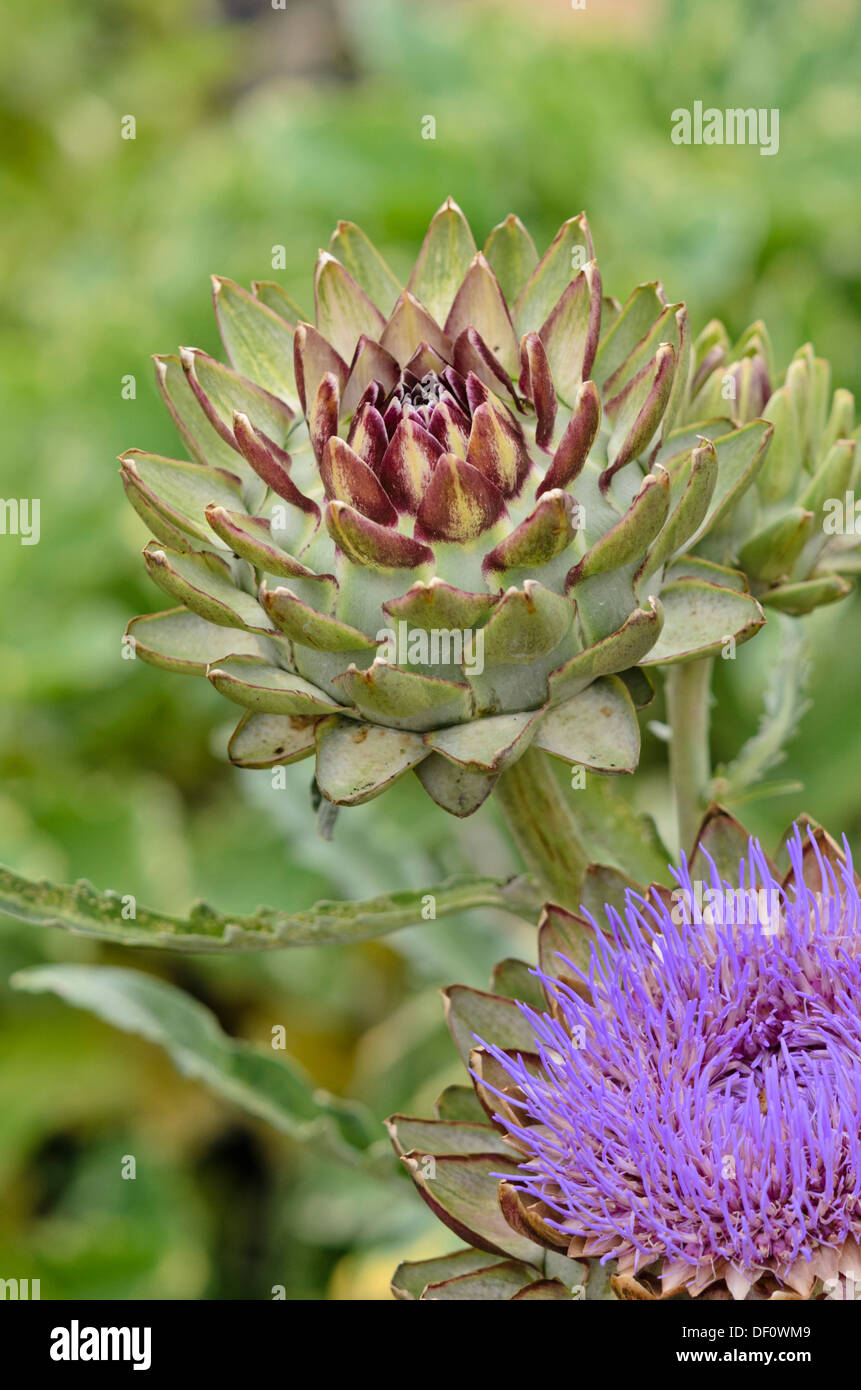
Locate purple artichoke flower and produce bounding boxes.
[483,825,861,1299]
[389,812,861,1300]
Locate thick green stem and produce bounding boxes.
[493,747,589,910]
[666,657,713,854]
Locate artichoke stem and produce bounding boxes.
[666,657,713,855]
[493,748,589,911]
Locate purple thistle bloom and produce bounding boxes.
[479,827,861,1299]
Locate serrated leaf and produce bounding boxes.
[0,865,538,952]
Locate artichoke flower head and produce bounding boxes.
[389,812,861,1301]
[123,200,769,815]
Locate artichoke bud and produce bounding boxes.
[123,200,789,814]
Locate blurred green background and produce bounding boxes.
[1,0,860,1299]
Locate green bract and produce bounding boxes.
[683,321,859,614]
[123,200,774,816]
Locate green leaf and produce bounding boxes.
[539,902,597,976]
[512,1278,575,1300]
[593,282,666,389]
[490,956,546,1009]
[143,544,272,633]
[207,656,345,716]
[694,419,774,540]
[387,1115,511,1157]
[415,753,499,817]
[315,718,430,805]
[154,354,249,475]
[760,573,852,614]
[547,601,662,704]
[252,280,306,322]
[0,865,538,952]
[425,712,536,772]
[579,863,642,921]
[538,263,599,406]
[737,507,814,585]
[514,214,592,335]
[314,253,386,363]
[11,965,375,1160]
[335,664,473,734]
[444,253,519,377]
[120,451,245,548]
[689,806,758,881]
